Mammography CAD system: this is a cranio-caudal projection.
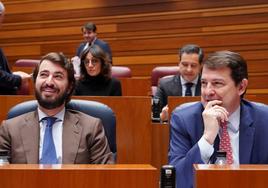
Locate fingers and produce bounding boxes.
[160,105,169,121]
[205,100,222,108]
[162,105,169,111]
[214,106,229,123]
[204,100,229,123]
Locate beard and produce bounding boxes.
[35,87,68,109]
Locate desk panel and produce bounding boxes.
[194,164,268,188]
[0,164,157,188]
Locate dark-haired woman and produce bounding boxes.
[74,44,122,96]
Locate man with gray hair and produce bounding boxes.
[0,1,31,94]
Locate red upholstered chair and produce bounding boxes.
[16,80,31,95]
[14,59,40,67]
[151,66,180,96]
[13,59,39,95]
[111,66,132,78]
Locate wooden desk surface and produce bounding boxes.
[0,164,157,188]
[194,164,268,188]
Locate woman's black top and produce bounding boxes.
[74,74,122,96]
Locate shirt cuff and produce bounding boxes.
[198,136,214,164]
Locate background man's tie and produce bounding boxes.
[40,117,58,164]
[185,82,193,96]
[219,122,234,164]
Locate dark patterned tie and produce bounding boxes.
[40,117,58,164]
[219,122,233,164]
[185,82,193,96]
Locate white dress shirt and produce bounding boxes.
[180,76,199,96]
[38,107,65,164]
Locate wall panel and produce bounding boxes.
[0,0,267,78]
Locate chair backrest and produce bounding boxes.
[14,59,40,67]
[13,59,39,95]
[111,66,132,78]
[7,99,117,155]
[16,80,31,95]
[151,66,180,86]
[151,66,180,96]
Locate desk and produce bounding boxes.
[194,164,268,188]
[0,164,157,188]
[119,77,151,96]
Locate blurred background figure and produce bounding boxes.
[75,22,112,62]
[0,2,31,95]
[74,44,121,96]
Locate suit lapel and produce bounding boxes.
[20,111,40,163]
[62,110,82,164]
[195,76,201,96]
[174,75,183,96]
[239,101,255,164]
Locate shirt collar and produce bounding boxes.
[38,107,65,122]
[228,105,240,133]
[180,75,199,85]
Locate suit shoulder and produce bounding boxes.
[172,101,202,115]
[95,38,109,46]
[6,111,35,121]
[2,111,36,128]
[159,75,178,85]
[245,100,268,114]
[67,109,100,122]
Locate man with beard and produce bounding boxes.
[0,52,114,164]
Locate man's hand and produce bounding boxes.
[160,105,169,122]
[202,100,229,144]
[13,71,31,81]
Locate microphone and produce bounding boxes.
[151,97,161,122]
[160,165,176,188]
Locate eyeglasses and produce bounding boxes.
[84,59,100,66]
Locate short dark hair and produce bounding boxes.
[32,52,76,104]
[80,44,111,80]
[81,22,97,32]
[179,44,204,64]
[203,50,248,86]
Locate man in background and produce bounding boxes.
[72,22,113,78]
[169,50,268,188]
[154,44,203,121]
[0,1,31,94]
[76,22,112,63]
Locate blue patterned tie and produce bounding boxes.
[40,117,58,164]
